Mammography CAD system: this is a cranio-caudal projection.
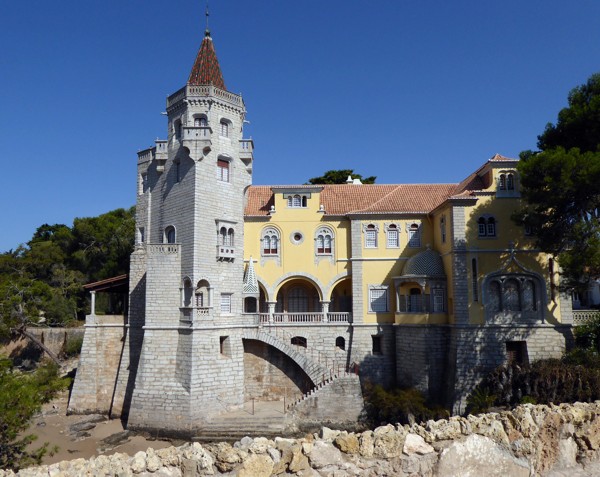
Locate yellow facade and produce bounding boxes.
[243,156,566,327]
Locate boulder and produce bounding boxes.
[437,434,530,477]
[237,453,274,477]
[403,433,435,455]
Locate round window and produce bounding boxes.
[290,231,304,244]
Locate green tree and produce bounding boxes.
[516,73,600,293]
[0,356,68,471]
[307,169,376,185]
[69,207,135,281]
[537,73,600,153]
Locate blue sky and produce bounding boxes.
[1,0,599,252]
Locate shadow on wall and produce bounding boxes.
[113,274,146,424]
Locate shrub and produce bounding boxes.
[466,387,496,415]
[62,335,83,358]
[0,356,69,471]
[363,383,448,425]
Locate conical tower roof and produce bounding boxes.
[188,30,226,90]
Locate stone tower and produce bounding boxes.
[126,25,255,434]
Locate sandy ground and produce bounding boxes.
[24,390,174,466]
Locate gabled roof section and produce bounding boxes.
[188,30,226,90]
[245,184,458,217]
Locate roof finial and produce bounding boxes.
[205,0,210,36]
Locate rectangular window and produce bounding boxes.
[432,288,445,312]
[365,230,377,248]
[369,287,388,312]
[506,341,528,365]
[440,216,446,244]
[472,259,478,302]
[217,159,230,182]
[372,335,382,355]
[386,229,399,248]
[220,336,231,357]
[220,293,232,314]
[408,224,421,248]
[138,227,145,244]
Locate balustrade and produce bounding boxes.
[573,310,600,326]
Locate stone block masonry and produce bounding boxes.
[13,402,600,476]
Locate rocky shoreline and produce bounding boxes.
[5,401,600,476]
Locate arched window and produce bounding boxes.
[487,217,496,237]
[174,119,182,140]
[182,278,193,307]
[220,227,227,246]
[288,287,308,313]
[522,280,536,311]
[364,223,378,248]
[440,216,447,244]
[335,336,346,350]
[220,119,229,137]
[291,336,307,348]
[507,173,515,190]
[316,227,333,255]
[195,279,210,308]
[165,226,176,244]
[498,174,506,190]
[194,116,207,127]
[227,228,234,247]
[478,216,496,237]
[485,274,543,319]
[489,281,501,312]
[262,228,280,255]
[217,158,230,182]
[408,223,421,248]
[386,224,399,248]
[503,278,520,311]
[472,258,479,302]
[244,297,257,313]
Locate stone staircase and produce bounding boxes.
[192,401,290,442]
[287,371,359,410]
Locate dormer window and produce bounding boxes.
[497,170,518,196]
[287,194,307,208]
[507,173,514,190]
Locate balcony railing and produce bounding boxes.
[397,294,446,313]
[573,310,600,326]
[217,245,235,260]
[258,312,351,324]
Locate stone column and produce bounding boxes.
[321,301,330,322]
[90,291,96,316]
[268,301,276,324]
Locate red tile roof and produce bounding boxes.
[188,31,226,90]
[245,156,517,217]
[247,184,459,216]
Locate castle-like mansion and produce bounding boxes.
[69,25,573,436]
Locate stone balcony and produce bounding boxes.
[217,245,235,260]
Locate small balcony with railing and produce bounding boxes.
[182,126,212,148]
[239,139,254,161]
[395,293,447,324]
[217,245,235,260]
[258,312,352,325]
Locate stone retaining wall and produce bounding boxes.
[7,401,600,476]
